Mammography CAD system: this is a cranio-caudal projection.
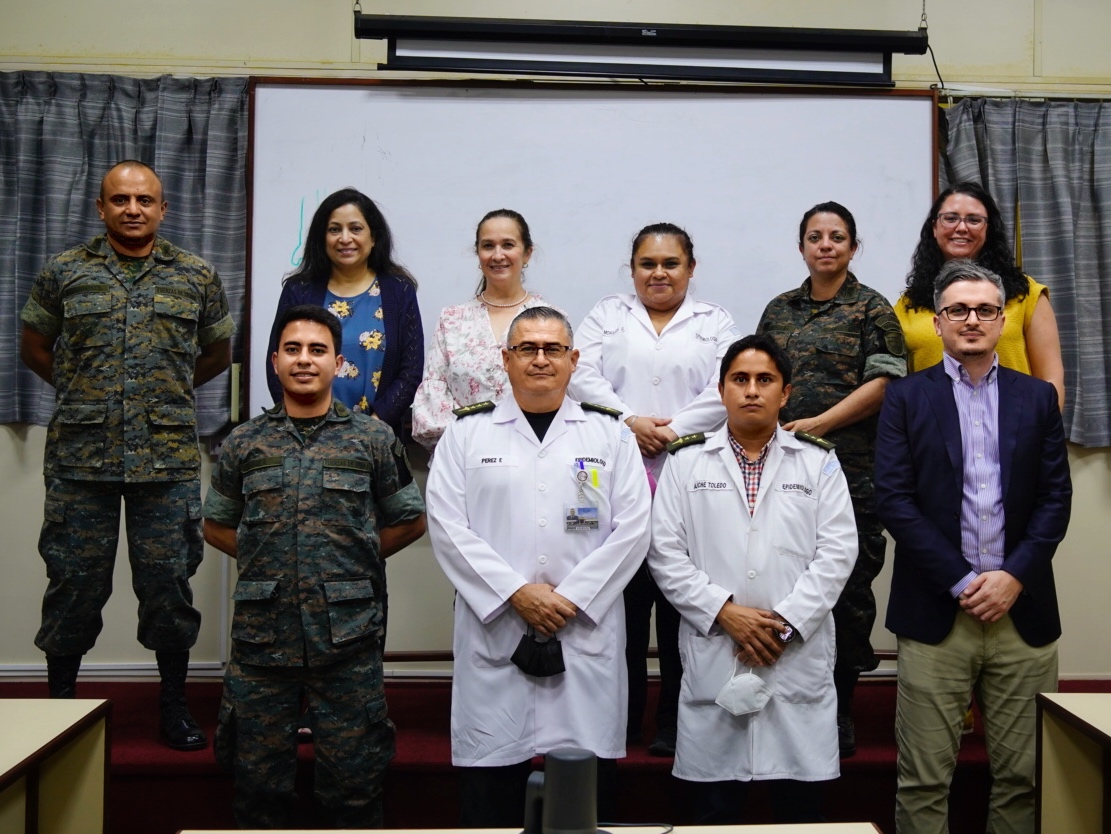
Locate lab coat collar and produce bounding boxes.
[707,425,802,515]
[625,292,698,337]
[492,394,584,449]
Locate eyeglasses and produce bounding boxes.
[939,304,1003,322]
[506,343,573,359]
[936,212,987,229]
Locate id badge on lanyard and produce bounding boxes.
[565,460,600,532]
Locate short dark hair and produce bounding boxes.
[274,304,343,354]
[285,187,416,288]
[933,258,1006,312]
[630,222,695,265]
[506,306,574,346]
[719,334,793,387]
[798,201,858,248]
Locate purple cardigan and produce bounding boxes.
[266,274,424,439]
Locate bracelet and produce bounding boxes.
[624,414,638,427]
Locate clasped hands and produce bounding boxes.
[958,570,1023,623]
[509,583,578,638]
[716,600,790,667]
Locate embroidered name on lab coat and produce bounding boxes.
[777,481,815,497]
[575,456,609,469]
[467,455,518,467]
[690,480,731,491]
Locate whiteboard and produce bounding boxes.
[248,82,935,416]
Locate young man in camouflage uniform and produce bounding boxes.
[20,160,233,751]
[203,304,425,828]
[757,247,906,757]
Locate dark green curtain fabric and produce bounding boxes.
[0,71,248,434]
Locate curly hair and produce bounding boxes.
[284,188,416,288]
[903,181,1026,311]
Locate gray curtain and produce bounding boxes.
[942,97,1111,447]
[0,72,248,434]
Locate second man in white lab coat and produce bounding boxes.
[649,333,857,824]
[426,306,651,827]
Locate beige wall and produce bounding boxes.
[2,0,1109,678]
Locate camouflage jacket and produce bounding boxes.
[21,235,234,482]
[203,400,425,667]
[756,273,906,463]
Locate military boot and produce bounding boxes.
[46,654,82,699]
[156,650,208,751]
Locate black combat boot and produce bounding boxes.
[46,654,82,699]
[156,650,208,751]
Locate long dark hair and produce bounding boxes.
[284,188,416,287]
[903,181,1025,311]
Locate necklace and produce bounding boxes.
[479,289,529,308]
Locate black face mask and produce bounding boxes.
[511,629,566,677]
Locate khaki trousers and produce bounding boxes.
[895,613,1057,834]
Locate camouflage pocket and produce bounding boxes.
[153,290,201,355]
[231,580,279,645]
[242,465,284,524]
[321,462,371,528]
[148,405,199,470]
[49,403,107,469]
[62,289,116,348]
[324,579,380,645]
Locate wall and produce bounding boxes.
[2,0,1109,679]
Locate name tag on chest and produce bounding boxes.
[690,480,731,491]
[466,454,518,468]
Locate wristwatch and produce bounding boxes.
[776,621,795,643]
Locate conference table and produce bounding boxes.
[1037,691,1111,834]
[179,825,883,833]
[0,699,111,834]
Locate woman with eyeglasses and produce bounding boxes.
[412,209,561,452]
[570,222,738,757]
[895,181,1064,409]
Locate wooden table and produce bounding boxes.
[0,699,111,834]
[1037,692,1111,834]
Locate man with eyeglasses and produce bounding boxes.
[426,306,651,827]
[875,259,1072,834]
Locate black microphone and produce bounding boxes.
[520,748,599,834]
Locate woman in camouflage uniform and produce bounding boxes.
[756,202,906,757]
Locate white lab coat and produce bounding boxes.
[426,396,651,766]
[569,293,739,477]
[648,426,857,782]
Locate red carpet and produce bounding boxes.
[4,677,1106,833]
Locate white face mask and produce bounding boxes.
[715,659,773,716]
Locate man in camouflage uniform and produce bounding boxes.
[203,304,426,828]
[20,160,233,751]
[757,271,906,756]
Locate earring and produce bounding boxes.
[523,262,530,270]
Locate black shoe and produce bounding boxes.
[160,706,208,751]
[837,713,856,758]
[647,727,676,757]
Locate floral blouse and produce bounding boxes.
[326,282,386,414]
[412,294,559,451]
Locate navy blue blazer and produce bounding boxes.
[874,361,1071,647]
[265,274,423,440]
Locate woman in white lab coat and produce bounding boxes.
[569,222,738,754]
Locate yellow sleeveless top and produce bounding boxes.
[894,276,1047,373]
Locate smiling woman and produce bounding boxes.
[265,188,423,439]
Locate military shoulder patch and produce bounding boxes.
[667,433,707,455]
[580,402,622,419]
[795,431,836,451]
[453,400,496,418]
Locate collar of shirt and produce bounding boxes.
[728,431,774,512]
[786,271,862,307]
[941,350,1000,389]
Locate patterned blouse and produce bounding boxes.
[411,293,559,451]
[326,282,386,414]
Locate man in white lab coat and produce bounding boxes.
[649,333,857,824]
[426,306,651,827]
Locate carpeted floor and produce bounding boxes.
[7,677,1105,833]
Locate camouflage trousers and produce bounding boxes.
[215,644,396,829]
[34,477,203,656]
[832,461,887,675]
